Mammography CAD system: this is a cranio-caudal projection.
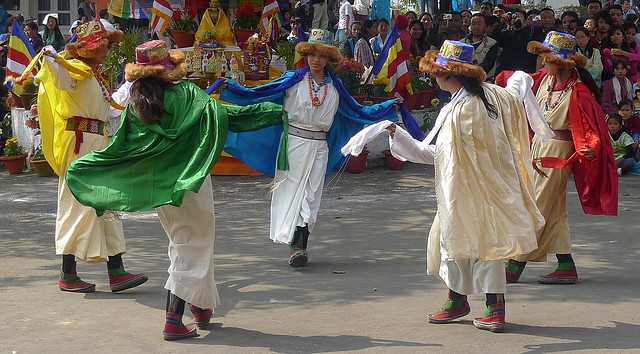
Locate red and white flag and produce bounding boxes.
[150,0,173,36]
[259,0,281,35]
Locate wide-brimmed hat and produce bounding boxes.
[419,40,486,81]
[124,40,187,82]
[528,31,587,68]
[295,29,342,64]
[66,19,124,59]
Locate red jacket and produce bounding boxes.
[496,70,618,216]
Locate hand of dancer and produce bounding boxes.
[579,146,596,160]
[393,93,404,105]
[386,123,397,138]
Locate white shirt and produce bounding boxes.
[354,0,370,15]
[338,1,353,30]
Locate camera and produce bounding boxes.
[443,13,453,20]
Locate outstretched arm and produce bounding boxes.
[388,124,435,164]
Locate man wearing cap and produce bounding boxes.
[220,29,401,268]
[22,20,148,293]
[382,40,543,332]
[65,40,285,340]
[497,32,617,285]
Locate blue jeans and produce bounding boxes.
[618,157,637,174]
[335,29,347,45]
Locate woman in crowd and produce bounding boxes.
[405,10,418,23]
[24,21,44,53]
[602,60,635,115]
[592,11,612,49]
[602,26,640,82]
[42,14,66,51]
[409,20,428,58]
[370,18,389,57]
[575,27,603,87]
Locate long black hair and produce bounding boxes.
[454,75,497,119]
[129,77,174,124]
[576,67,602,103]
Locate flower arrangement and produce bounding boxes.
[3,137,24,156]
[235,3,259,30]
[171,10,198,32]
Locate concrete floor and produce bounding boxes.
[1,164,639,354]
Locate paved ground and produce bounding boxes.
[1,164,640,354]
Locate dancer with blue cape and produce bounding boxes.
[220,29,401,267]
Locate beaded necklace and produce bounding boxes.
[544,76,575,113]
[92,66,124,110]
[307,73,328,107]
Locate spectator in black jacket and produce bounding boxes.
[587,0,603,19]
[496,9,537,73]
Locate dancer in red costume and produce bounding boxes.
[497,31,618,285]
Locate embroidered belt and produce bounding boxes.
[288,125,327,140]
[551,129,572,141]
[65,116,106,154]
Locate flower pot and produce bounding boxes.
[406,90,435,110]
[30,159,55,177]
[1,155,27,175]
[345,152,368,174]
[236,28,255,47]
[171,30,195,48]
[384,150,404,170]
[20,93,37,109]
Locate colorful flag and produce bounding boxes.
[292,26,308,68]
[4,21,37,89]
[259,0,282,35]
[371,26,413,98]
[149,0,173,35]
[108,0,153,19]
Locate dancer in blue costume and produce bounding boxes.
[220,29,401,267]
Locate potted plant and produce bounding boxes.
[420,98,441,133]
[30,145,54,177]
[405,74,434,110]
[345,148,368,174]
[170,10,198,48]
[234,3,258,46]
[103,30,146,90]
[334,58,365,95]
[383,149,404,170]
[0,137,27,175]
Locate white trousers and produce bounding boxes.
[157,176,220,309]
[270,135,328,244]
[312,1,329,30]
[55,132,126,263]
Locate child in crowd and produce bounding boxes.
[602,60,634,115]
[608,114,637,175]
[618,99,640,138]
[633,89,640,115]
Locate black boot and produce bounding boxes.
[163,291,198,341]
[288,226,309,268]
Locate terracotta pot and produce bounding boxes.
[1,155,27,175]
[20,94,36,109]
[30,159,55,177]
[345,152,368,174]
[171,30,195,48]
[383,150,404,170]
[406,90,435,110]
[236,28,255,47]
